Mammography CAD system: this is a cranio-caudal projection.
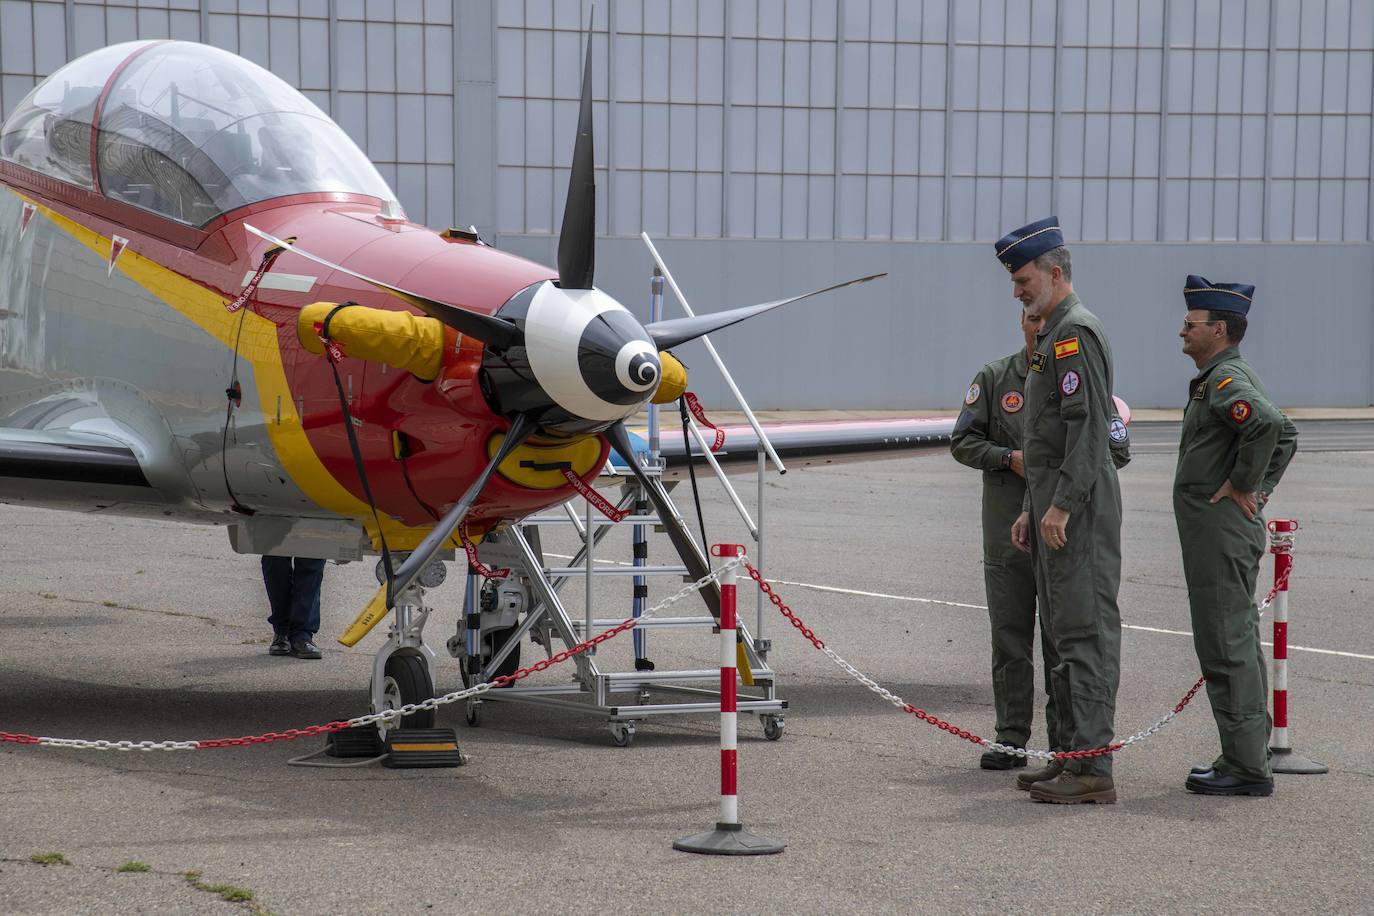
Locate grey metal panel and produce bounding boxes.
[494,233,1374,408]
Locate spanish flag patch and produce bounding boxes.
[1217,376,1234,391]
[1053,337,1080,359]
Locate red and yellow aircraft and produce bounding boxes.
[0,39,954,720]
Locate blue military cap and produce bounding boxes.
[994,216,1064,273]
[1183,275,1254,315]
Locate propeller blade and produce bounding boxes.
[556,33,595,289]
[243,224,520,350]
[605,421,720,617]
[388,412,536,603]
[644,273,887,350]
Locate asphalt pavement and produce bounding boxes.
[2,420,1372,914]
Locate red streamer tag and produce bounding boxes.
[684,391,725,451]
[561,468,628,521]
[459,529,509,579]
[312,322,346,362]
[227,258,272,313]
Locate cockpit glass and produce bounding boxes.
[0,41,403,227]
[0,42,141,189]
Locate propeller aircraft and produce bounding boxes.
[0,38,955,734]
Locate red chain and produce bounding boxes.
[744,561,1216,760]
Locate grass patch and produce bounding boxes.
[30,852,68,865]
[101,600,120,608]
[117,861,151,873]
[185,870,255,904]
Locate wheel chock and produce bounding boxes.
[324,723,385,758]
[383,728,463,769]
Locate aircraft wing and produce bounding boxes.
[611,416,956,480]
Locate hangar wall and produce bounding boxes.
[1,0,1371,406]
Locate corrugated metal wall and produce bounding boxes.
[3,0,1371,406]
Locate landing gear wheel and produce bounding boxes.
[762,714,785,741]
[464,698,481,727]
[378,654,435,735]
[609,720,636,747]
[486,625,522,680]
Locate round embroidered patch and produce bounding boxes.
[1001,390,1024,414]
[965,383,981,406]
[1059,370,1081,396]
[1231,400,1252,423]
[1109,418,1128,441]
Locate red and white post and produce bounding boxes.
[673,544,783,856]
[1267,519,1327,775]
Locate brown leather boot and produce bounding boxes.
[1015,759,1064,791]
[1028,772,1117,804]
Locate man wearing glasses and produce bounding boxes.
[1175,277,1298,797]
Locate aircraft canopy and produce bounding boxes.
[0,41,403,227]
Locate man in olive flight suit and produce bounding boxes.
[1175,276,1298,797]
[950,308,1052,769]
[1001,217,1124,805]
[952,307,1133,772]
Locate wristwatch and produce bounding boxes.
[1000,449,1013,469]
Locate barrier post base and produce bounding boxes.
[673,822,784,856]
[1271,748,1329,775]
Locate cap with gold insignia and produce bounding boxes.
[994,216,1064,273]
[1183,275,1254,315]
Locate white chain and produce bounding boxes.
[17,559,742,752]
[802,569,1290,763]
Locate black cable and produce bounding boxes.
[320,303,396,607]
[677,396,710,557]
[219,249,281,514]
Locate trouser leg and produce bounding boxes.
[261,555,293,635]
[985,558,1038,746]
[1043,498,1122,779]
[1188,531,1271,781]
[288,557,326,640]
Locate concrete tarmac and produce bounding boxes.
[2,422,1372,914]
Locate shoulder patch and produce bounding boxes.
[1217,376,1234,391]
[1109,417,1128,441]
[1231,400,1252,423]
[1060,369,1081,396]
[965,382,981,406]
[1001,390,1024,413]
[1053,337,1080,359]
[1030,351,1047,373]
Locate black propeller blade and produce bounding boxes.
[644,273,887,350]
[556,32,596,290]
[386,413,536,603]
[605,421,720,617]
[243,225,521,350]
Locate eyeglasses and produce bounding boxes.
[1181,319,1217,329]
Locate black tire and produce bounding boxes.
[486,625,521,680]
[382,654,435,730]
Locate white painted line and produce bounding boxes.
[545,553,1374,660]
[774,580,1374,662]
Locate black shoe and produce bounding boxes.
[269,634,291,656]
[1185,769,1274,797]
[1190,764,1213,775]
[290,638,323,660]
[980,745,1028,770]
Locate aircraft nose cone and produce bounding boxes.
[580,310,659,407]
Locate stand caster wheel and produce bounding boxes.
[762,714,784,741]
[637,689,652,705]
[464,698,481,727]
[609,721,636,747]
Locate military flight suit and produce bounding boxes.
[1174,347,1298,781]
[1021,293,1123,778]
[950,350,1055,749]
